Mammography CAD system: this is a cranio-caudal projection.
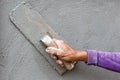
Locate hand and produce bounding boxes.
[46,39,87,67]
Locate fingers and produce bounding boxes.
[46,47,58,54]
[50,54,57,60]
[56,60,64,67]
[46,47,64,56]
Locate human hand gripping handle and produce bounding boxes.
[44,38,74,70]
[46,39,88,70]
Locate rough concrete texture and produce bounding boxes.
[1,0,120,80]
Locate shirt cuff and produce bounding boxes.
[86,50,98,65]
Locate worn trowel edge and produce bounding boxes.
[9,1,67,75]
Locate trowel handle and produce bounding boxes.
[41,35,74,70]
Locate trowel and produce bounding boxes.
[9,2,75,75]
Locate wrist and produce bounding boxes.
[76,50,88,62]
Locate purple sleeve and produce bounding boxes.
[86,50,120,72]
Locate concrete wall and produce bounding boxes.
[0,0,120,80]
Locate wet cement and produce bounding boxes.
[1,0,120,80]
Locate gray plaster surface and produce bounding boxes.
[1,0,120,80]
[9,2,67,74]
